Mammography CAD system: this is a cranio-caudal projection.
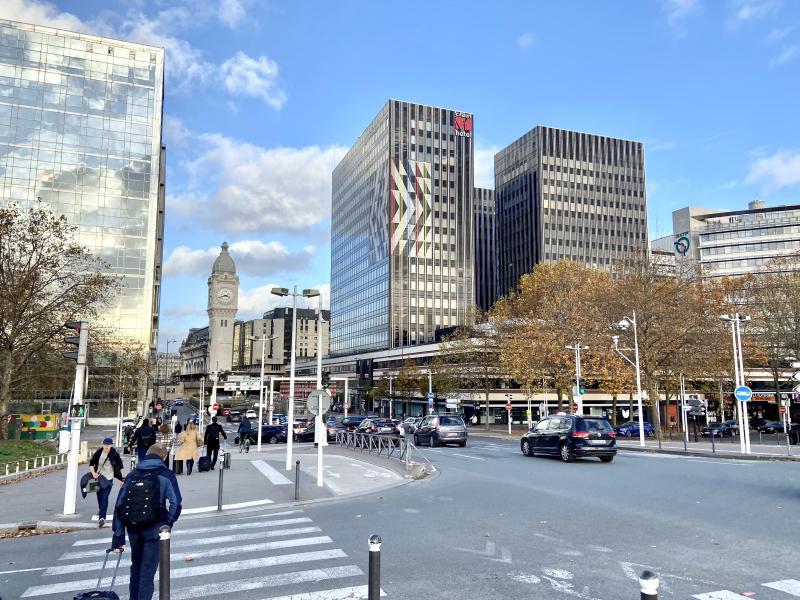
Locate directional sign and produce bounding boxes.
[307,389,332,415]
[734,385,753,402]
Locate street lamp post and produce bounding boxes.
[720,313,752,455]
[388,372,395,419]
[565,344,588,415]
[613,311,646,448]
[162,339,176,417]
[249,334,278,452]
[426,369,433,414]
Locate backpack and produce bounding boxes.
[138,427,156,449]
[119,471,161,529]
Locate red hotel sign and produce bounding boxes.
[454,112,472,138]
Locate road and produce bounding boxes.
[2,433,799,599]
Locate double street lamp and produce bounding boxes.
[720,313,752,455]
[248,333,279,451]
[565,344,588,415]
[613,311,646,448]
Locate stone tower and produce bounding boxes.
[207,242,238,373]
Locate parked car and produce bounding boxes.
[271,414,288,425]
[701,420,739,437]
[521,415,617,463]
[235,424,287,446]
[295,421,338,442]
[341,415,368,431]
[356,418,400,436]
[174,399,184,406]
[756,420,785,434]
[398,417,422,437]
[413,414,468,447]
[615,421,655,438]
[748,418,768,430]
[220,408,231,417]
[245,409,257,420]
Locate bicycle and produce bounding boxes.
[239,434,251,453]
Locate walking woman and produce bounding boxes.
[175,421,202,475]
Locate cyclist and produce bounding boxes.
[237,417,253,452]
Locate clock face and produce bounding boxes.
[217,288,233,304]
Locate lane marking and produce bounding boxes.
[686,460,751,467]
[170,565,364,600]
[693,592,753,599]
[183,498,274,514]
[60,527,322,560]
[451,453,486,461]
[23,549,348,597]
[46,536,334,575]
[251,459,293,485]
[256,584,386,600]
[71,517,312,546]
[0,567,45,575]
[763,580,800,596]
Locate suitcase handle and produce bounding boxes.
[97,548,123,591]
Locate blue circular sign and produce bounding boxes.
[427,392,434,400]
[734,385,752,402]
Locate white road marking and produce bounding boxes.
[60,527,322,559]
[0,567,45,575]
[763,579,800,596]
[692,592,753,599]
[182,498,274,514]
[255,584,386,600]
[71,517,313,546]
[451,453,486,461]
[686,459,751,466]
[169,565,364,600]
[23,549,348,597]
[252,459,293,485]
[46,536,334,575]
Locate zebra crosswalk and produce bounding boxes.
[20,509,385,600]
[693,580,800,599]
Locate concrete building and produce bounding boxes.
[179,327,209,377]
[0,20,166,354]
[207,242,238,372]
[495,126,648,296]
[330,99,475,357]
[473,187,497,311]
[672,200,800,277]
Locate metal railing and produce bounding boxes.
[1,453,68,479]
[334,431,435,473]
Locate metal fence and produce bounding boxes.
[334,431,435,473]
[1,453,68,479]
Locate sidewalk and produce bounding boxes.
[0,442,410,533]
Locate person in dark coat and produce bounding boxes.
[128,418,157,463]
[204,416,227,470]
[88,438,125,528]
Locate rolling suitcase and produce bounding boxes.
[172,456,183,475]
[197,448,210,472]
[73,548,122,599]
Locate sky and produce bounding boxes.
[2,0,800,350]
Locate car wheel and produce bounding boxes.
[600,455,614,463]
[560,443,575,463]
[269,436,278,444]
[413,434,419,446]
[521,439,534,457]
[458,441,466,448]
[429,434,438,448]
[625,431,632,437]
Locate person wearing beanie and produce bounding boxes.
[88,438,125,528]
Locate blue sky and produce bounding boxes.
[4,0,800,349]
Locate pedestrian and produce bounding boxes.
[156,424,174,467]
[174,421,183,435]
[204,416,227,470]
[471,414,478,427]
[87,438,125,528]
[127,418,156,463]
[175,421,202,475]
[111,444,182,600]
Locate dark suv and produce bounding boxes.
[520,415,617,463]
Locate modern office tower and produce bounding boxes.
[672,199,800,278]
[473,187,497,311]
[495,126,647,297]
[0,20,166,352]
[330,100,475,356]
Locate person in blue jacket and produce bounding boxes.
[111,444,182,600]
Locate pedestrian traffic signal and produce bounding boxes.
[63,321,88,363]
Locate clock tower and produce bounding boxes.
[207,242,238,373]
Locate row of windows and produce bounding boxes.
[700,238,800,256]
[700,224,800,243]
[542,162,643,181]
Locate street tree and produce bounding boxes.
[0,203,117,438]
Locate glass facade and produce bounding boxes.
[473,187,496,312]
[331,100,474,356]
[0,20,165,351]
[495,126,647,297]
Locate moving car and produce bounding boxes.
[756,420,785,434]
[295,421,338,442]
[356,418,400,436]
[413,414,467,447]
[235,424,287,445]
[245,409,257,420]
[615,421,655,437]
[174,399,184,406]
[226,410,242,423]
[341,415,368,431]
[521,415,617,462]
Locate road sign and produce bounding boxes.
[427,392,434,400]
[791,361,800,369]
[307,389,332,415]
[212,403,219,411]
[68,404,86,419]
[791,372,800,382]
[223,382,237,391]
[207,406,216,416]
[780,406,786,414]
[504,403,513,410]
[734,385,753,402]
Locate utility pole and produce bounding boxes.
[62,320,89,515]
[566,344,588,415]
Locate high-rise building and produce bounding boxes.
[495,126,647,296]
[207,242,238,373]
[0,20,166,352]
[473,187,497,311]
[330,100,475,356]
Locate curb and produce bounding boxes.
[617,444,799,461]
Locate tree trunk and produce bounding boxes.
[611,394,618,427]
[648,383,662,440]
[0,354,14,440]
[556,388,564,412]
[628,392,634,422]
[484,385,491,431]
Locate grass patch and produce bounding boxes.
[0,440,57,465]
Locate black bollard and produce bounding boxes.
[368,534,381,600]
[639,569,659,599]
[294,460,300,501]
[159,525,171,600]
[217,459,224,512]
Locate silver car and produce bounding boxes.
[413,414,468,447]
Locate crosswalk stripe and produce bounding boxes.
[256,584,386,600]
[22,549,348,597]
[183,498,274,514]
[763,580,800,596]
[169,565,364,600]
[72,517,313,546]
[45,536,334,575]
[60,527,323,560]
[692,592,753,599]
[451,453,485,461]
[252,459,293,484]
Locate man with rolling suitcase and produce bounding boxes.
[203,416,227,470]
[111,444,182,600]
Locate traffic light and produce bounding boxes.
[322,371,330,390]
[578,379,586,395]
[63,321,88,363]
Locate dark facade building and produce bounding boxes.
[330,100,475,356]
[473,187,497,311]
[495,126,648,297]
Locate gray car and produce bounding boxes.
[413,414,468,447]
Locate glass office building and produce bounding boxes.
[331,100,474,356]
[495,126,647,297]
[473,187,497,312]
[0,20,166,352]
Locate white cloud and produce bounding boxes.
[0,0,90,32]
[164,240,315,276]
[237,283,330,320]
[163,116,191,148]
[219,0,246,28]
[662,0,701,32]
[719,179,739,189]
[474,145,499,190]
[745,149,800,191]
[172,133,347,233]
[765,26,793,43]
[220,51,287,109]
[731,0,781,22]
[770,45,798,65]
[164,304,205,319]
[649,140,677,152]
[517,32,536,49]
